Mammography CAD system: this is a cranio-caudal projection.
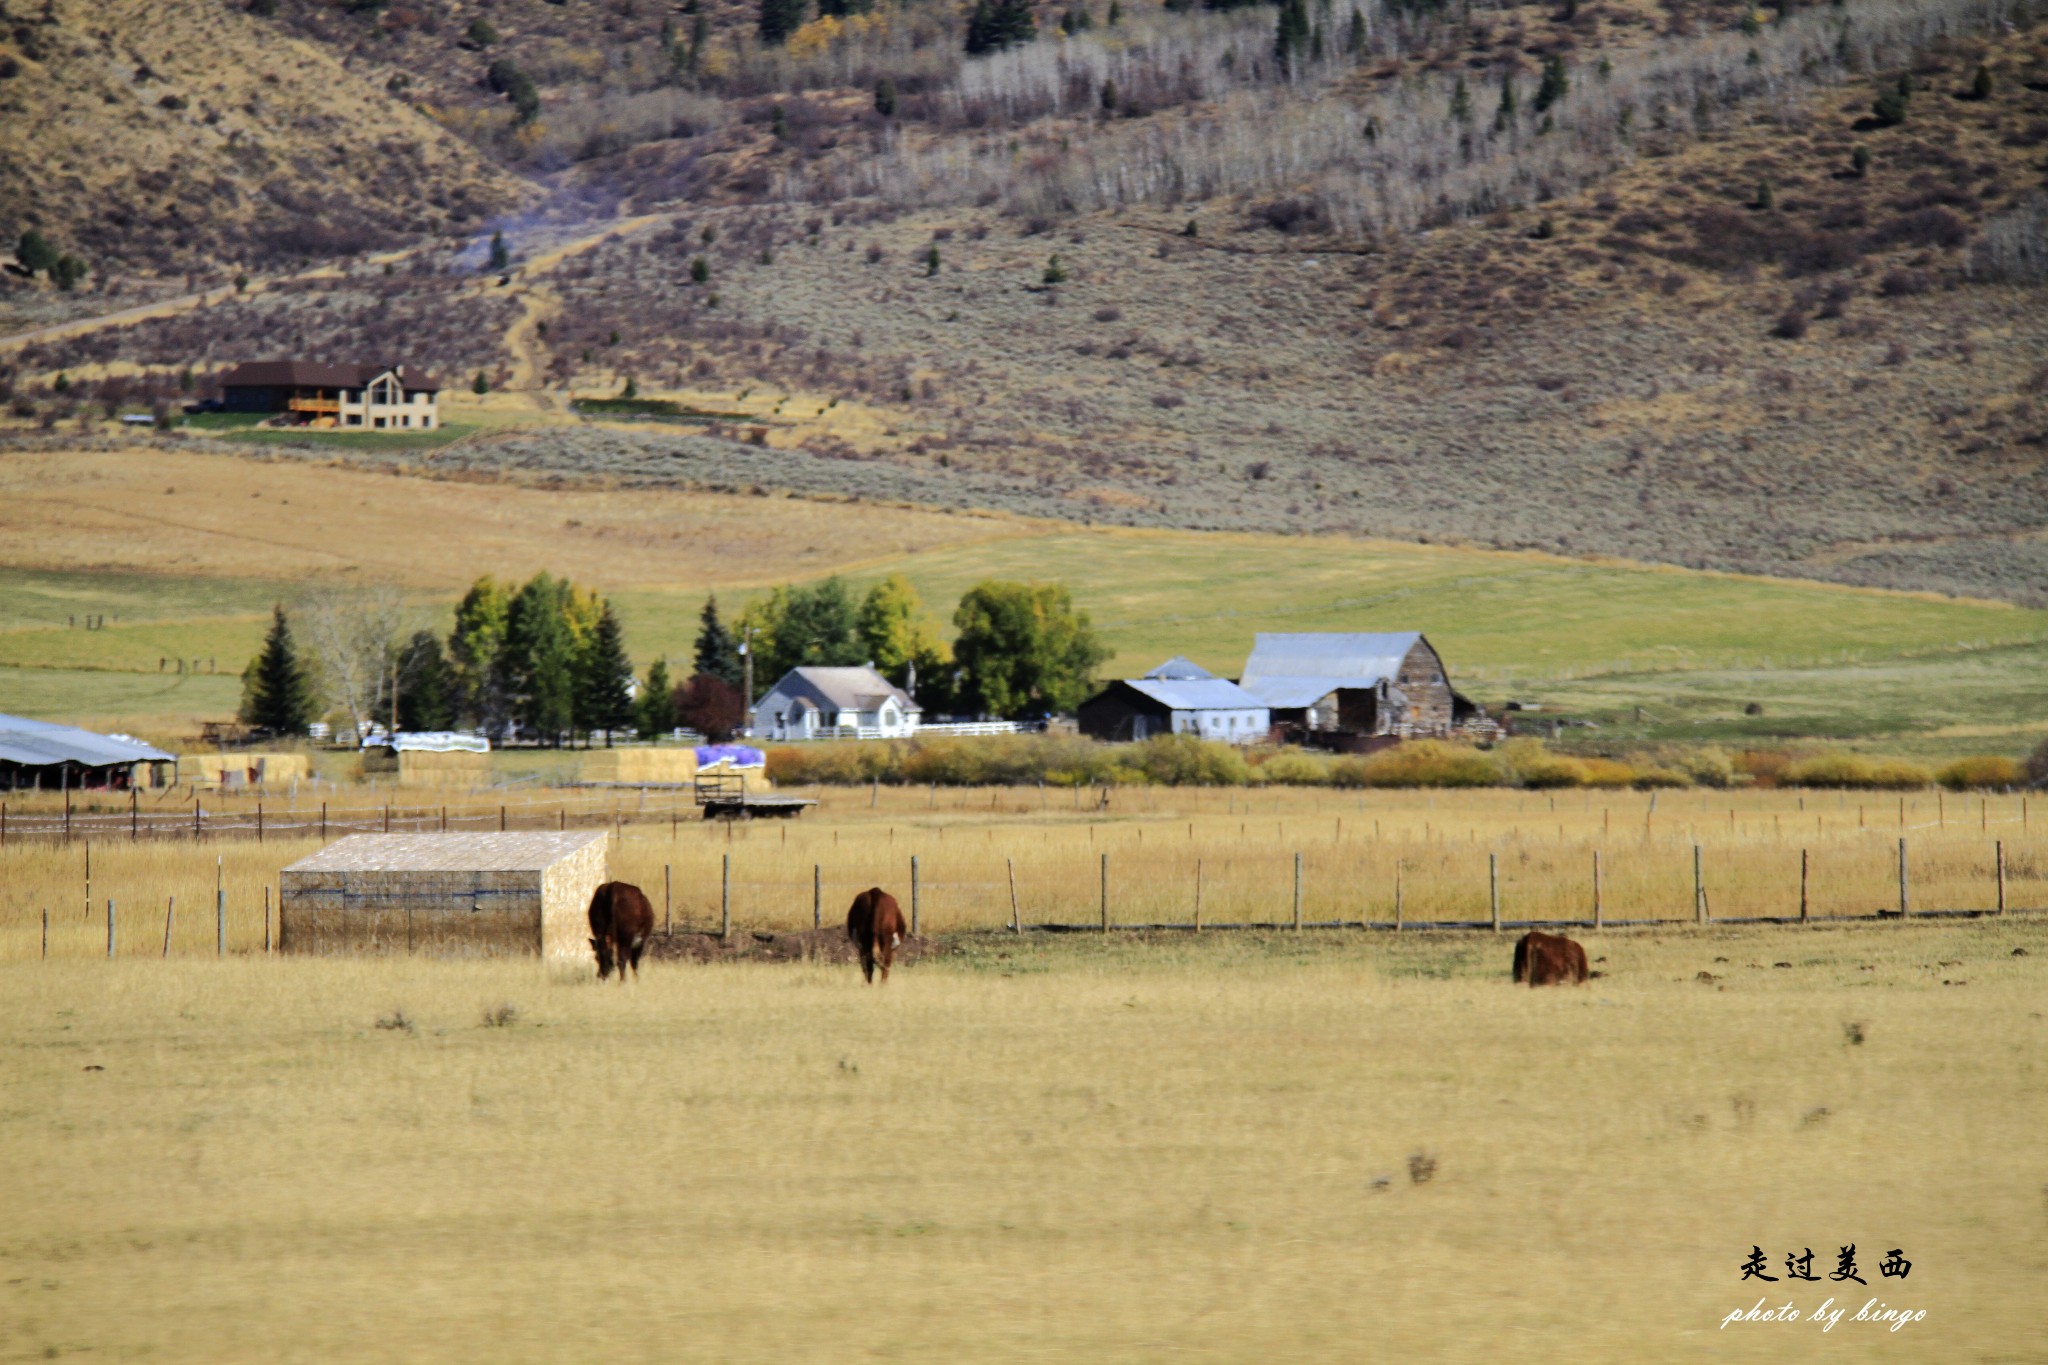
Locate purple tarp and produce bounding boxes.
[695,744,766,769]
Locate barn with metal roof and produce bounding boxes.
[0,713,176,790]
[1076,664,1269,744]
[1237,632,1491,743]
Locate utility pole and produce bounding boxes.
[739,628,754,732]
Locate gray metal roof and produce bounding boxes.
[761,666,921,714]
[1119,678,1269,713]
[284,831,607,873]
[1241,632,1426,686]
[1143,656,1215,681]
[0,713,175,768]
[1235,677,1344,709]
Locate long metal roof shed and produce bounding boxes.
[0,713,174,774]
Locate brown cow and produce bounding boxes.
[845,887,907,985]
[588,881,655,982]
[1513,930,1589,986]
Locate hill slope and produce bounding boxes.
[0,0,527,287]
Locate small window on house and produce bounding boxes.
[373,417,386,429]
[346,414,361,426]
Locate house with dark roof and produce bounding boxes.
[1237,632,1494,746]
[218,361,442,431]
[1076,659,1270,744]
[751,666,921,741]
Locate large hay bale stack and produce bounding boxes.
[183,751,312,788]
[579,747,700,785]
[279,831,608,965]
[360,747,493,788]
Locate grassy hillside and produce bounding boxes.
[1,447,2040,760]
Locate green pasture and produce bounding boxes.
[3,527,2044,760]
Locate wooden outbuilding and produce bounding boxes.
[278,831,608,964]
[1238,632,1496,748]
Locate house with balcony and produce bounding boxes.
[218,361,441,430]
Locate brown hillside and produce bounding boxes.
[0,0,528,285]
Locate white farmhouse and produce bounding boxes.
[751,665,921,741]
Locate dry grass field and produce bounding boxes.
[2,783,2044,1361]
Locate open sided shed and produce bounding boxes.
[279,832,608,963]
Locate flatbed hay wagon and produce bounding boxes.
[694,767,815,820]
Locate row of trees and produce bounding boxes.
[239,572,636,746]
[239,573,1111,743]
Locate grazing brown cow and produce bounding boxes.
[588,881,655,982]
[1513,930,1589,986]
[845,887,907,985]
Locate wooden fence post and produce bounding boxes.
[107,900,115,959]
[1007,858,1021,934]
[1489,853,1500,932]
[1592,850,1602,929]
[1293,853,1303,931]
[320,802,327,840]
[911,855,922,937]
[721,853,731,939]
[1693,845,1705,925]
[1099,852,1108,933]
[131,790,138,841]
[1996,840,2006,915]
[257,802,264,843]
[813,864,822,931]
[500,805,507,833]
[193,798,200,839]
[162,896,175,959]
[42,907,48,961]
[216,855,225,956]
[1799,849,1809,923]
[1898,838,1909,918]
[263,887,271,954]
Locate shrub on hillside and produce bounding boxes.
[1779,752,1931,790]
[1673,747,1736,789]
[1578,757,1640,789]
[1935,755,2026,791]
[1734,750,1794,787]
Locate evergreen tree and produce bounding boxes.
[1494,70,1519,131]
[874,76,898,118]
[239,604,317,735]
[15,229,56,277]
[1345,7,1366,56]
[965,0,1036,55]
[1449,74,1471,122]
[758,0,807,45]
[575,599,637,745]
[1533,55,1569,113]
[394,631,455,732]
[488,230,509,271]
[1274,0,1311,69]
[638,658,677,738]
[693,595,742,687]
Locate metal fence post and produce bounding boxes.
[1996,840,2006,915]
[721,853,731,939]
[1293,852,1303,931]
[1799,849,1809,923]
[216,855,225,956]
[813,864,822,931]
[1898,838,1909,918]
[107,899,115,959]
[911,855,921,937]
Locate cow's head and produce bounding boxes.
[591,934,615,980]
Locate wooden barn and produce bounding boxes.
[1077,659,1270,744]
[1237,633,1495,748]
[278,831,608,964]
